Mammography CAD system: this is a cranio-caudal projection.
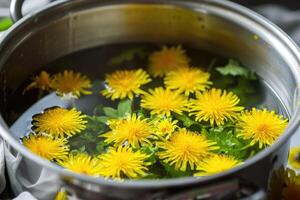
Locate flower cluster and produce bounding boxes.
[22,107,87,162]
[21,45,288,180]
[24,70,92,98]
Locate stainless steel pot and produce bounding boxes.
[1,0,300,199]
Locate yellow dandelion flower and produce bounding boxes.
[22,134,69,161]
[194,154,241,176]
[237,108,288,148]
[141,87,189,116]
[164,67,212,95]
[189,88,244,126]
[289,147,300,169]
[283,178,300,200]
[148,46,190,77]
[101,114,154,148]
[98,146,150,179]
[32,107,87,137]
[153,117,178,139]
[101,69,151,100]
[24,71,51,93]
[158,128,218,171]
[58,153,102,176]
[54,188,67,200]
[269,167,300,200]
[283,183,300,200]
[50,70,92,98]
[269,167,288,200]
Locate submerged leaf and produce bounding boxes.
[162,162,192,178]
[140,146,158,164]
[94,116,109,124]
[103,100,133,119]
[202,126,252,160]
[216,59,256,80]
[173,113,196,127]
[108,47,147,65]
[93,104,104,116]
[117,99,132,117]
[103,107,118,118]
[68,116,108,155]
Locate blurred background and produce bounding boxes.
[232,0,300,9]
[1,0,298,12]
[0,0,299,18]
[0,0,299,14]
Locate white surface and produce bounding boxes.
[13,192,37,200]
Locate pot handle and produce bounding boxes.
[10,0,55,22]
[9,0,24,22]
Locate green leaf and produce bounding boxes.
[140,146,158,164]
[117,99,132,117]
[93,104,104,116]
[0,18,13,31]
[108,47,147,65]
[212,75,235,89]
[216,59,249,77]
[103,107,118,118]
[94,116,109,124]
[216,59,257,80]
[229,77,262,107]
[79,146,86,152]
[68,116,108,155]
[95,141,108,154]
[202,126,250,160]
[136,109,150,119]
[173,113,196,127]
[162,162,192,178]
[70,146,87,154]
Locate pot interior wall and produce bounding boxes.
[0,1,298,130]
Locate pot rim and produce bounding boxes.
[1,0,300,189]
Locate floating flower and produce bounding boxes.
[101,69,151,100]
[32,107,87,137]
[58,153,102,176]
[101,114,154,148]
[98,146,150,179]
[237,108,288,148]
[148,46,190,77]
[22,134,69,161]
[158,128,218,171]
[289,147,300,169]
[24,71,51,93]
[54,188,67,200]
[164,67,212,95]
[50,70,92,98]
[189,88,244,126]
[194,154,241,176]
[141,87,189,116]
[153,117,178,139]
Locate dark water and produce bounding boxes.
[6,43,287,126]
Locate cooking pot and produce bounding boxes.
[1,0,300,199]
